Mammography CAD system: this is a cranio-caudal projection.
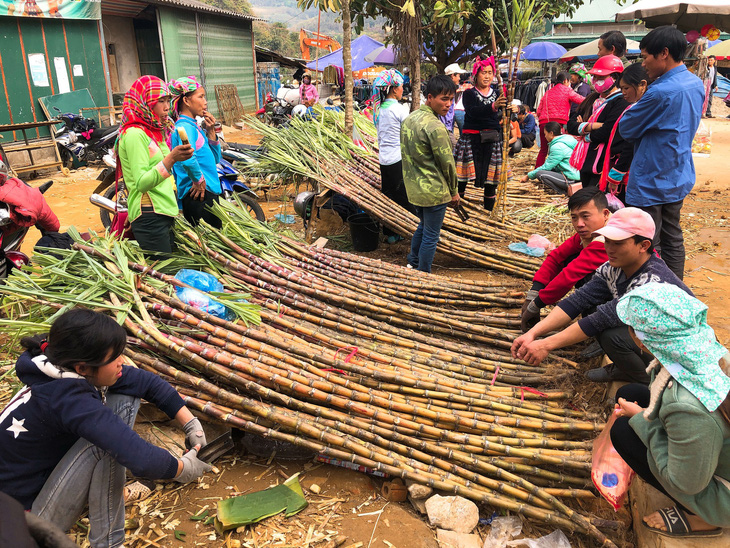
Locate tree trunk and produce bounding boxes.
[409,3,422,111]
[342,0,354,135]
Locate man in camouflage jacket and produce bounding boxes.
[401,75,459,273]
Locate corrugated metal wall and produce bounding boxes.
[0,17,109,138]
[158,7,256,119]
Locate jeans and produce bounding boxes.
[408,203,448,273]
[629,200,685,280]
[454,110,465,132]
[31,393,140,548]
[533,170,569,194]
[509,139,522,157]
[597,325,653,384]
[610,384,691,514]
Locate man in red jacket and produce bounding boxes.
[520,187,609,331]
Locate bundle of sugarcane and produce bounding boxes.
[0,223,616,546]
[241,113,544,278]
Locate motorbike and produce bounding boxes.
[54,109,119,169]
[0,180,54,280]
[89,149,265,229]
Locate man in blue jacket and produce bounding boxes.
[618,26,705,280]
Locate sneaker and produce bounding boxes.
[585,363,632,383]
[406,263,414,269]
[580,340,605,359]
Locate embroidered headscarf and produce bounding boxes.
[119,75,172,143]
[472,56,496,78]
[616,282,730,412]
[371,69,405,125]
[168,76,202,113]
[569,63,587,80]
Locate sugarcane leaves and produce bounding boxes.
[433,0,474,29]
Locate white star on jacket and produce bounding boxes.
[7,417,28,438]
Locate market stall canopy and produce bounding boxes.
[560,38,641,61]
[615,0,730,32]
[363,45,398,65]
[521,42,568,62]
[306,35,390,72]
[706,38,730,58]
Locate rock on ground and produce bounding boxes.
[425,495,479,534]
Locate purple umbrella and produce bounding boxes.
[521,42,568,62]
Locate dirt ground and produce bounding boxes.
[8,115,730,547]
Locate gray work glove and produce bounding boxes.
[175,447,212,484]
[520,290,541,333]
[183,417,207,450]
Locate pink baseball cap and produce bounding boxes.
[593,207,655,241]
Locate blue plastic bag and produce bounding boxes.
[174,269,232,320]
[274,214,296,224]
[508,242,545,257]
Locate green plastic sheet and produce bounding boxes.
[215,473,308,533]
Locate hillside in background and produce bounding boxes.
[250,0,386,42]
[201,0,386,59]
[200,0,254,15]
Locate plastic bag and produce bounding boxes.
[691,121,711,157]
[527,234,555,252]
[506,530,571,548]
[509,242,545,257]
[482,516,522,548]
[174,269,233,320]
[605,193,625,213]
[591,410,635,511]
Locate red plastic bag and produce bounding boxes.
[591,410,635,511]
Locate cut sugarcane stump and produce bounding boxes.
[630,478,730,547]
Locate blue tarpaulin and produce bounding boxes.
[306,35,386,72]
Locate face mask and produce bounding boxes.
[593,77,615,93]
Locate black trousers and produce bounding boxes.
[379,161,416,237]
[628,200,685,280]
[130,208,176,256]
[181,190,223,229]
[521,132,536,149]
[610,384,691,514]
[597,325,653,383]
[580,167,601,188]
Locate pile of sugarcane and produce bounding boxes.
[241,112,546,279]
[0,206,616,546]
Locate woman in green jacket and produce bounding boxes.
[519,121,579,194]
[610,282,730,538]
[117,75,192,254]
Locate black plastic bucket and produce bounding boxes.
[347,212,380,252]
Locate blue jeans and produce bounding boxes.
[31,393,140,548]
[408,203,448,273]
[453,110,465,132]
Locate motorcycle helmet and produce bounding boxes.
[294,191,316,221]
[588,55,624,76]
[292,104,308,117]
[0,159,8,185]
